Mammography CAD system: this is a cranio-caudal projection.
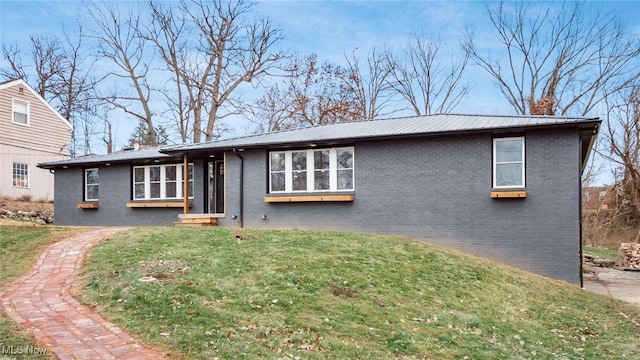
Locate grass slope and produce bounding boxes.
[79,227,640,359]
[0,227,75,359]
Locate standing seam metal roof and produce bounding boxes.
[162,113,599,153]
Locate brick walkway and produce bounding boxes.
[1,228,166,359]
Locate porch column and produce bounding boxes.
[183,154,189,214]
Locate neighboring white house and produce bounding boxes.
[0,79,72,201]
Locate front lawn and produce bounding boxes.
[79,227,640,359]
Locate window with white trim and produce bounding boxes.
[12,99,29,125]
[85,168,99,201]
[493,137,525,188]
[12,163,29,188]
[133,164,193,200]
[269,147,354,193]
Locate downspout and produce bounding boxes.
[183,154,189,215]
[235,149,244,228]
[578,133,589,289]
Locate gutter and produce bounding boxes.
[234,149,244,228]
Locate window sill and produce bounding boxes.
[490,190,527,198]
[264,194,355,203]
[126,201,193,208]
[77,202,99,209]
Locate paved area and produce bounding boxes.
[583,267,640,309]
[1,228,166,360]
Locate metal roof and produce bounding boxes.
[163,113,600,153]
[38,114,600,169]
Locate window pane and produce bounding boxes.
[134,168,145,182]
[149,166,161,181]
[314,150,329,170]
[271,173,285,192]
[315,171,330,190]
[166,182,176,198]
[271,153,285,171]
[495,164,523,187]
[150,183,161,198]
[292,152,307,170]
[87,185,99,200]
[496,140,522,162]
[86,169,99,185]
[337,169,353,190]
[165,166,176,181]
[13,112,27,124]
[292,172,307,191]
[135,184,145,199]
[337,150,353,169]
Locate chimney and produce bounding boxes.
[133,142,140,150]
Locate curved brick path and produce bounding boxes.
[1,228,166,360]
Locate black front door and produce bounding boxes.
[208,160,225,214]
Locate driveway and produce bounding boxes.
[583,267,640,309]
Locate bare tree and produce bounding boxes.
[146,0,285,143]
[345,48,395,120]
[253,54,364,132]
[1,28,100,156]
[388,37,470,115]
[89,2,158,145]
[601,85,640,231]
[464,1,640,116]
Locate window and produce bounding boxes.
[12,100,29,125]
[133,164,193,200]
[85,168,99,201]
[493,137,525,188]
[599,191,607,202]
[584,193,590,202]
[12,163,29,188]
[269,147,354,193]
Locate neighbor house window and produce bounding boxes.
[85,168,99,201]
[12,162,29,188]
[599,190,607,202]
[269,147,354,193]
[493,137,525,188]
[12,99,29,125]
[133,164,193,200]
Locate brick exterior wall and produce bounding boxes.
[52,128,582,284]
[220,129,581,285]
[54,161,206,226]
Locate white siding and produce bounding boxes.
[0,81,71,200]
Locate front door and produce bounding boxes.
[208,160,225,214]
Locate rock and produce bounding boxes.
[615,243,640,271]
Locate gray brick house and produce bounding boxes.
[39,114,600,286]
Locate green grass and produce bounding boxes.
[78,227,640,359]
[584,246,618,261]
[0,226,76,359]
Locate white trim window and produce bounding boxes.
[12,162,29,188]
[85,168,99,201]
[133,163,193,200]
[493,137,525,188]
[269,147,354,193]
[12,99,29,125]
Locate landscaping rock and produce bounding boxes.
[0,207,54,224]
[615,243,640,271]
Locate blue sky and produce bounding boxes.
[1,1,639,183]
